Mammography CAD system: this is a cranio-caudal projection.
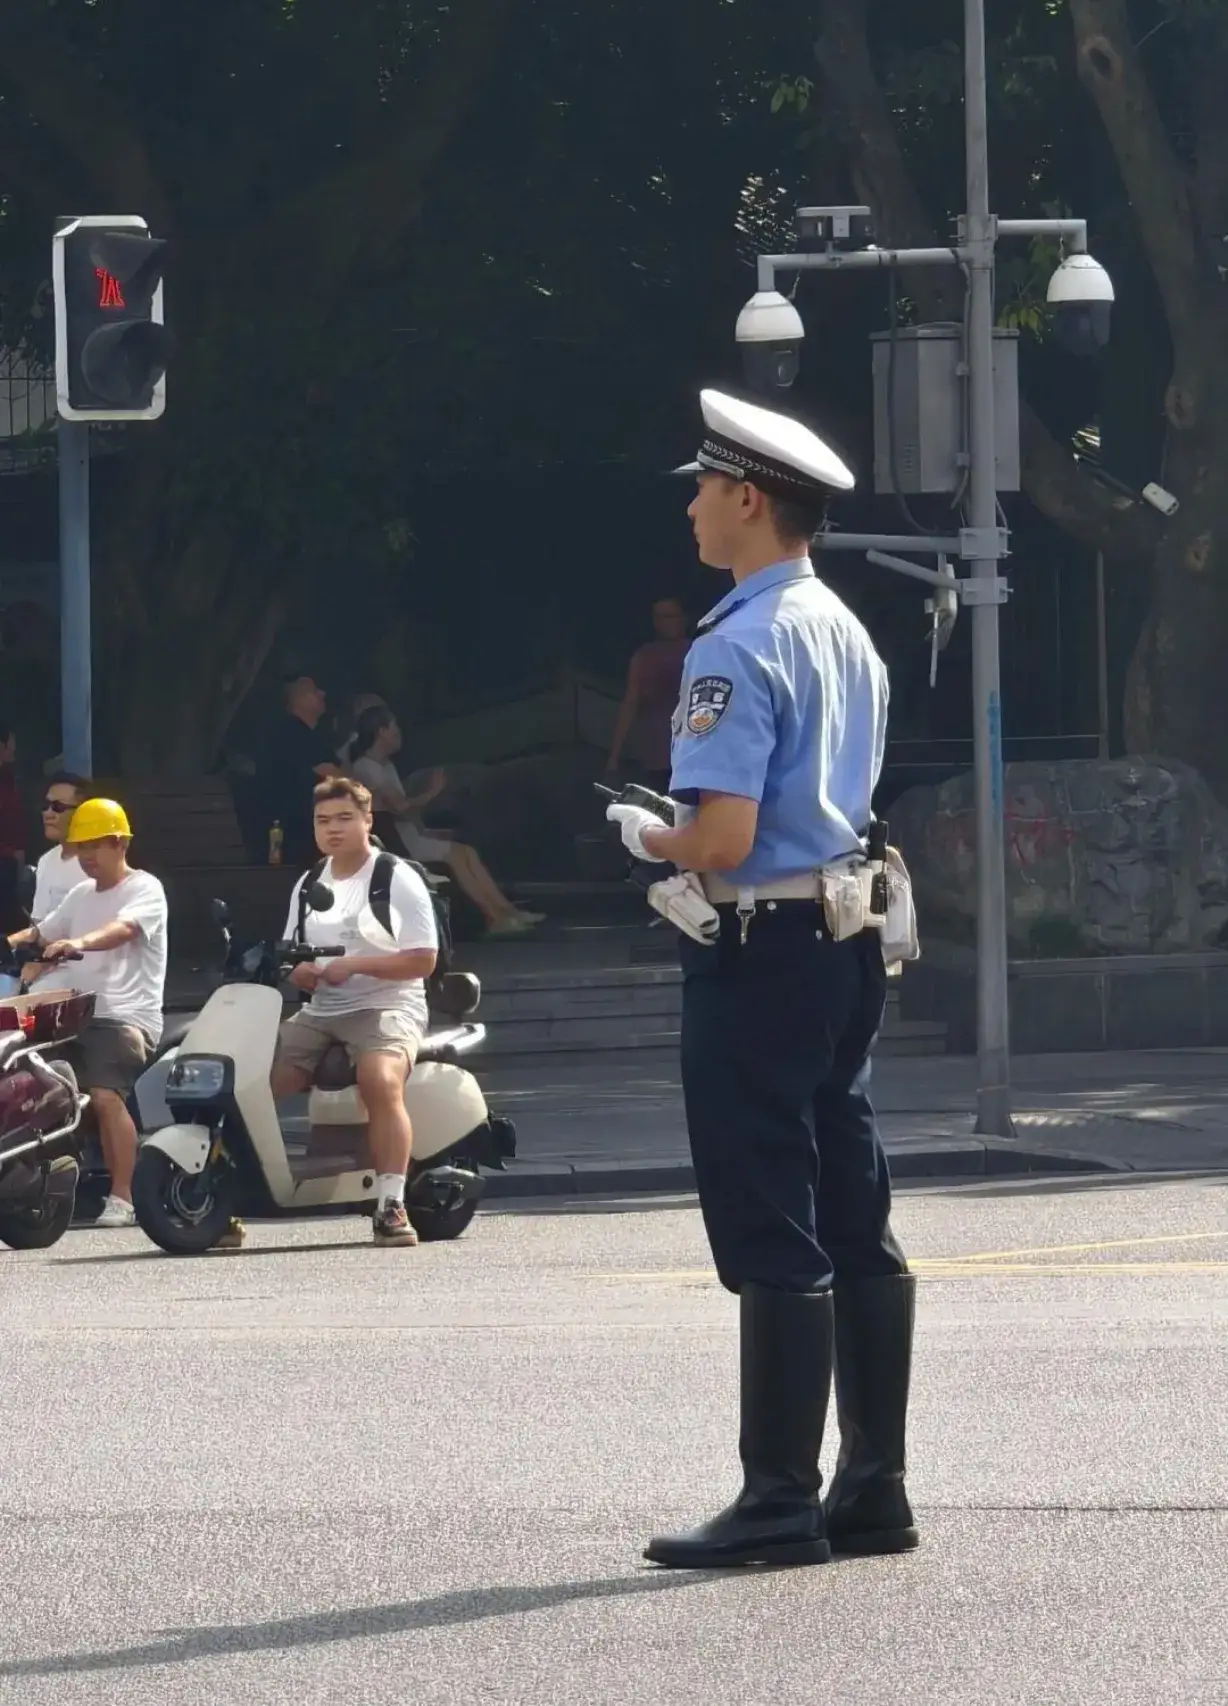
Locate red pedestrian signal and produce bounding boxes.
[53,216,169,420]
[95,268,126,310]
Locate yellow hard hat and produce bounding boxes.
[65,797,132,843]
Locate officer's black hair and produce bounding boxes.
[764,492,829,547]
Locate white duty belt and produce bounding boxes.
[700,852,920,973]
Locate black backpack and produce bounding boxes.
[296,849,453,1000]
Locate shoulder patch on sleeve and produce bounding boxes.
[686,674,734,736]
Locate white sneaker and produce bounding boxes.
[486,915,534,937]
[95,1195,136,1229]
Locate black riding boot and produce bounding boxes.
[644,1285,834,1570]
[823,1274,920,1555]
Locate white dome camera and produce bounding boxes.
[1046,253,1115,356]
[736,290,805,392]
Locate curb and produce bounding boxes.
[483,1138,1118,1201]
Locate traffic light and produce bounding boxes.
[53,215,169,421]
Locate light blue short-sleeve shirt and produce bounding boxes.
[669,557,889,887]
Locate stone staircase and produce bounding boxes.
[457,888,946,1069]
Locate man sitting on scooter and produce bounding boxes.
[272,776,438,1247]
[30,798,168,1229]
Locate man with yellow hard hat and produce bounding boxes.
[31,798,168,1228]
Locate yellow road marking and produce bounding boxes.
[918,1261,1228,1276]
[924,1231,1228,1264]
[594,1235,1228,1285]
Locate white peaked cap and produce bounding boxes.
[674,389,855,498]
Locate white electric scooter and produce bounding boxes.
[129,894,515,1254]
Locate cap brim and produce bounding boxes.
[670,460,703,477]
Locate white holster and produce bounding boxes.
[646,871,721,945]
[821,848,920,974]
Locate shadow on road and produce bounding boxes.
[56,1238,367,1267]
[489,1168,1228,1219]
[0,1573,716,1678]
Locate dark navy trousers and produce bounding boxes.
[679,903,908,1295]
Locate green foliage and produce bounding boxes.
[0,0,808,763]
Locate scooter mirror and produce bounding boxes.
[210,897,231,927]
[305,881,335,913]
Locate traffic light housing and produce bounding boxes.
[53,215,169,421]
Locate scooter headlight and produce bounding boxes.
[165,1055,229,1098]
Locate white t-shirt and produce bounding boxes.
[32,846,84,924]
[350,755,429,840]
[38,869,169,1044]
[283,851,438,1029]
[350,755,403,809]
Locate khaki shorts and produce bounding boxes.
[277,1007,422,1074]
[59,1019,152,1096]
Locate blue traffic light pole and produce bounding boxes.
[57,421,92,776]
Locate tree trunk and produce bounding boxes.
[97,497,285,776]
[1123,397,1228,793]
[112,602,282,775]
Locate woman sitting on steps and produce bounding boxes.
[348,704,543,938]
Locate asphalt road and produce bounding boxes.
[2,1173,1227,1704]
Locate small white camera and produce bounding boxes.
[1046,253,1115,355]
[1142,481,1179,517]
[735,290,805,392]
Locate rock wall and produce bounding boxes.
[890,758,1228,956]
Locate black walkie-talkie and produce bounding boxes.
[866,819,890,918]
[594,781,676,827]
[595,782,678,895]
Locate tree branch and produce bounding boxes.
[813,0,1158,559]
[0,3,168,227]
[1069,0,1204,358]
[266,0,519,309]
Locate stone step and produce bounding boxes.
[476,1002,945,1061]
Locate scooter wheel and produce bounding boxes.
[0,1192,75,1250]
[406,1198,479,1242]
[132,1147,236,1255]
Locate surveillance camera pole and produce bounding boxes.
[960,0,1013,1136]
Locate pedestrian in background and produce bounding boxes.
[349,704,542,936]
[260,676,341,867]
[606,597,691,795]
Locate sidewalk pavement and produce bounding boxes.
[479,1047,1228,1198]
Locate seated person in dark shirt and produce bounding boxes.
[263,675,341,865]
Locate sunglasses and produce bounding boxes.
[42,799,75,815]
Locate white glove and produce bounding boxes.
[647,872,720,945]
[606,802,669,862]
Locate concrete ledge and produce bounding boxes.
[899,948,1228,1054]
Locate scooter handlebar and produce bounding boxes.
[275,943,347,965]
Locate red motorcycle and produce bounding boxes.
[0,960,92,1252]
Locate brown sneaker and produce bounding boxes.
[373,1202,419,1246]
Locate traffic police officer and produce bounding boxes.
[607,390,918,1571]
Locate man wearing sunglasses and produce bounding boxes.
[6,774,91,948]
